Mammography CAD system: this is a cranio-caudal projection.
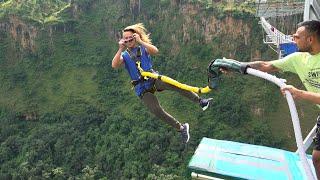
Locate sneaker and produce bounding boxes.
[199,98,213,111]
[180,123,190,143]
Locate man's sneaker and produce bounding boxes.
[200,98,213,111]
[180,123,190,143]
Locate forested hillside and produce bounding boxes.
[0,0,317,179]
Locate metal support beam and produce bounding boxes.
[304,0,320,20]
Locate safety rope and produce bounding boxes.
[136,61,212,94]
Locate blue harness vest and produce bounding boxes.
[122,46,155,97]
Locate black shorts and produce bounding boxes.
[313,116,320,150]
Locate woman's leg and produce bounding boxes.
[141,92,181,130]
[154,79,200,103]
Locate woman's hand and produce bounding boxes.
[118,39,126,50]
[133,33,142,43]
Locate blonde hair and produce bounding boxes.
[123,23,152,44]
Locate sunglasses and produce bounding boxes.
[123,36,135,43]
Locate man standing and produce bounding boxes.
[247,20,320,179]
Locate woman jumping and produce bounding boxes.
[111,23,212,143]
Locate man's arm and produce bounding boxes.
[248,60,280,73]
[281,85,320,104]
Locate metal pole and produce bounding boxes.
[304,0,311,21]
[246,68,316,180]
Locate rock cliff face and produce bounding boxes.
[180,5,251,43]
[0,15,37,52]
[0,1,80,52]
[177,3,254,59]
[0,1,254,58]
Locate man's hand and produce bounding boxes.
[219,67,232,76]
[213,59,249,75]
[281,85,302,99]
[281,85,320,104]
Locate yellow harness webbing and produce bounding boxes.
[136,62,212,94]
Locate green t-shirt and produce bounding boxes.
[271,52,320,105]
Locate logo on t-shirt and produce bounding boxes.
[306,69,320,88]
[308,70,320,79]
